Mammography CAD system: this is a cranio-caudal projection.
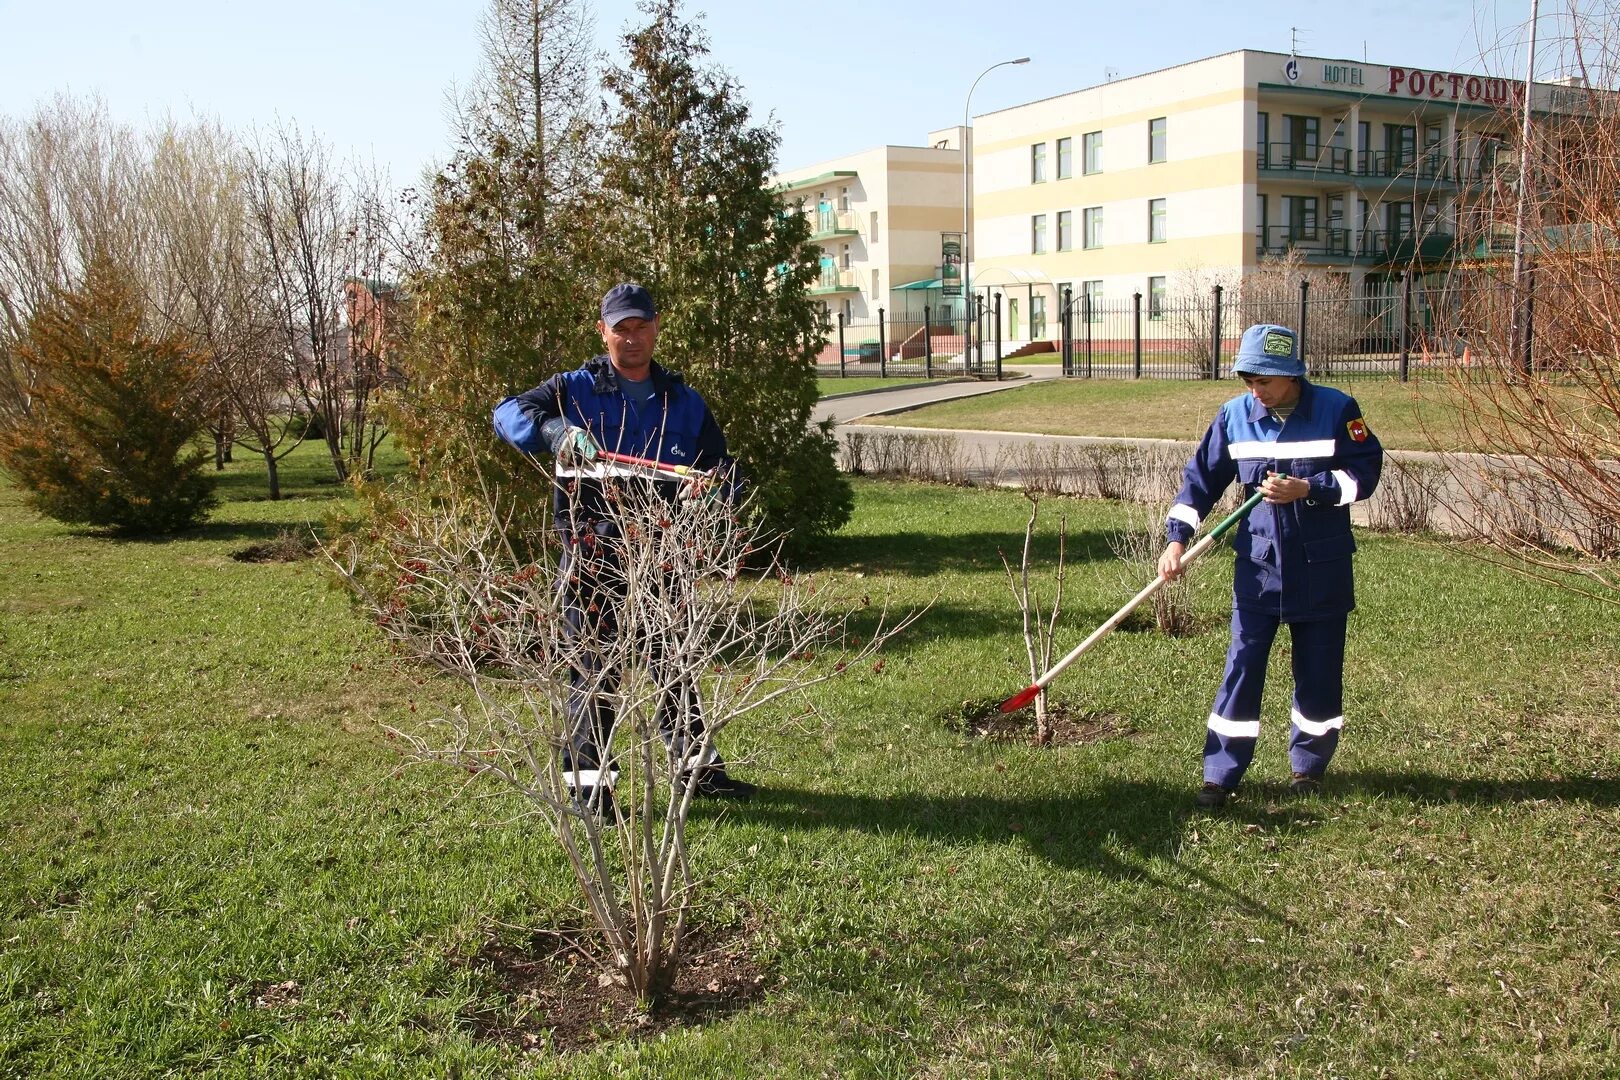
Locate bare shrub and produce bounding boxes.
[331,463,913,1006]
[1108,501,1197,636]
[1366,458,1443,534]
[999,493,1066,742]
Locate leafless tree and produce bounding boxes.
[0,96,148,427]
[245,124,398,484]
[331,461,914,1005]
[1000,494,1065,743]
[1423,6,1620,598]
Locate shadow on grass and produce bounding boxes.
[802,528,1122,577]
[1331,768,1620,808]
[734,780,1291,925]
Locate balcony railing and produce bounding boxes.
[811,267,858,293]
[809,208,859,239]
[1258,143,1468,184]
[1256,225,1456,263]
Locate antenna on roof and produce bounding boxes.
[1291,26,1308,55]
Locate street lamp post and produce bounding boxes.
[963,56,1030,370]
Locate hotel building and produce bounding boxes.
[968,48,1581,344]
[771,132,966,337]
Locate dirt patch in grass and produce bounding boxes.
[232,528,318,563]
[458,920,768,1053]
[943,697,1136,747]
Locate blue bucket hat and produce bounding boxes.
[600,282,658,327]
[1232,323,1304,377]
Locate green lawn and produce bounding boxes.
[867,377,1474,453]
[818,375,943,397]
[4,445,1618,1076]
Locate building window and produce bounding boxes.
[1031,142,1046,183]
[1148,275,1167,320]
[1057,210,1073,251]
[1009,297,1021,340]
[841,243,851,270]
[1148,198,1166,243]
[1388,201,1414,241]
[1032,213,1047,254]
[1257,112,1269,167]
[1056,137,1073,179]
[841,298,852,323]
[1257,193,1269,247]
[1149,117,1167,163]
[871,269,880,299]
[1283,195,1318,241]
[1083,131,1103,174]
[1031,294,1047,339]
[1284,114,1320,166]
[1082,279,1103,321]
[1083,206,1103,249]
[1384,123,1416,171]
[869,211,879,241]
[839,186,851,211]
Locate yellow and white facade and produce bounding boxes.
[970,49,1576,341]
[772,131,966,328]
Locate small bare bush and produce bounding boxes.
[1108,501,1197,636]
[999,493,1066,742]
[1366,458,1442,534]
[332,463,913,1006]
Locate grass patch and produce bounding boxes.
[818,375,942,397]
[866,377,1475,452]
[3,444,1619,1076]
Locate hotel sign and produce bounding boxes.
[1388,66,1524,105]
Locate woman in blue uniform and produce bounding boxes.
[1158,324,1383,810]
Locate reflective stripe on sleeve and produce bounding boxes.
[1228,438,1337,460]
[1207,713,1261,738]
[1330,469,1359,505]
[1167,503,1202,529]
[1291,710,1344,737]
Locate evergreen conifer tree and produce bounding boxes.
[599,0,851,545]
[0,253,216,533]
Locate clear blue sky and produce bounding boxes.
[1,0,1547,188]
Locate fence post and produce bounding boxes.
[1132,291,1143,378]
[1298,278,1311,374]
[1398,272,1411,381]
[1210,284,1224,379]
[1061,287,1073,377]
[1521,262,1535,376]
[837,312,846,377]
[878,307,887,378]
[1084,293,1093,378]
[923,304,933,378]
[971,294,982,375]
[993,294,1002,379]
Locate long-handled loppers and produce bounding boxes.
[997,488,1267,713]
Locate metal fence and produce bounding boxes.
[818,276,1502,382]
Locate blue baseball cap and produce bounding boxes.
[600,282,658,327]
[1232,323,1304,377]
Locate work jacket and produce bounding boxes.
[492,355,731,536]
[1166,380,1383,621]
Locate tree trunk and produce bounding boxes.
[264,448,281,501]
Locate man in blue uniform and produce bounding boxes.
[492,282,755,814]
[1158,323,1383,810]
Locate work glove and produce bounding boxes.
[678,475,723,504]
[550,425,599,466]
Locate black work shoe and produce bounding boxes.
[1195,782,1231,810]
[1289,773,1321,797]
[688,770,756,801]
[571,785,617,820]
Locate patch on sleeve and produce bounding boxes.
[1347,417,1369,442]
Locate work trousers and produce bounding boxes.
[558,539,721,793]
[1203,607,1347,790]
